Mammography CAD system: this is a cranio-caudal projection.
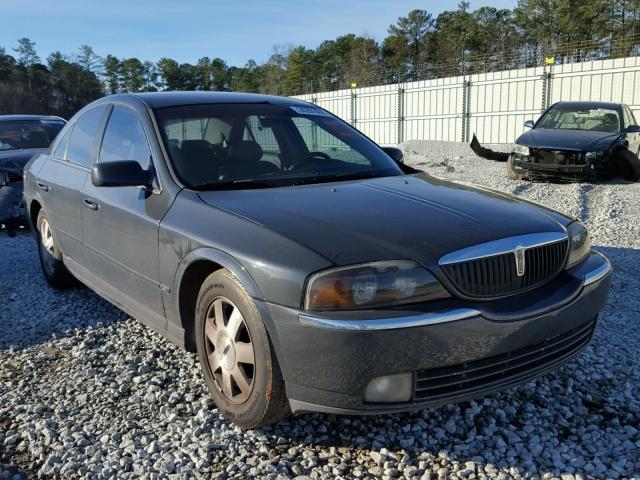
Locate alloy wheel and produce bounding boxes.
[39,217,56,274]
[204,297,256,404]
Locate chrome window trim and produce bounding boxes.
[439,231,568,266]
[298,308,480,331]
[583,251,612,286]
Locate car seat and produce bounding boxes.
[223,141,279,179]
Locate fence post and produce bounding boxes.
[397,85,405,145]
[350,90,357,126]
[541,66,553,112]
[461,79,472,143]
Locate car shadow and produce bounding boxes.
[0,232,128,351]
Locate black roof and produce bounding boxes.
[551,101,626,110]
[103,91,311,109]
[0,114,66,122]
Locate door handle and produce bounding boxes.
[36,181,49,192]
[83,198,99,210]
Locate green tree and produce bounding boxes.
[384,9,435,80]
[120,57,146,92]
[77,45,102,74]
[13,37,40,66]
[103,54,121,94]
[157,57,183,90]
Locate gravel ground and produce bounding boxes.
[1,141,640,479]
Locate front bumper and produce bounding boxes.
[511,154,595,181]
[263,251,612,415]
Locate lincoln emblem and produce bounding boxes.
[514,247,526,276]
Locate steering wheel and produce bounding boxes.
[291,151,332,171]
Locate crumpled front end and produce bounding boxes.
[510,149,605,182]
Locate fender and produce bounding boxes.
[171,247,265,309]
[167,247,288,365]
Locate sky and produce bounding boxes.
[1,0,516,67]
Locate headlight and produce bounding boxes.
[585,151,603,161]
[304,261,450,310]
[566,221,591,269]
[512,144,530,156]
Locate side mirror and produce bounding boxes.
[625,124,640,133]
[523,120,535,129]
[91,161,153,188]
[382,146,404,164]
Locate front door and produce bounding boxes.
[624,106,640,155]
[81,104,168,324]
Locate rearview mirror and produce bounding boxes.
[91,161,153,188]
[625,124,640,133]
[523,120,535,129]
[382,146,404,163]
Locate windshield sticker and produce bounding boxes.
[290,106,333,117]
[41,120,66,125]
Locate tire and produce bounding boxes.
[612,149,640,181]
[507,155,525,180]
[195,269,290,428]
[36,210,76,289]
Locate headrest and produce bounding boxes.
[602,113,618,125]
[227,141,263,164]
[560,112,575,124]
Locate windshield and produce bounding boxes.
[0,119,66,151]
[155,103,403,189]
[537,106,621,133]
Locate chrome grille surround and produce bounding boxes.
[439,232,569,299]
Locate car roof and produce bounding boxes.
[100,91,312,110]
[0,114,66,122]
[551,101,625,110]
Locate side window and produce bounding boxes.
[66,106,108,167]
[99,106,151,169]
[52,125,73,159]
[243,116,280,166]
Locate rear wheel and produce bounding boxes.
[36,210,76,289]
[195,269,290,428]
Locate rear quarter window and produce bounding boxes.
[66,106,109,168]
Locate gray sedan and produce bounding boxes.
[23,92,612,428]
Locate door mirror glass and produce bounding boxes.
[523,120,535,129]
[91,160,152,187]
[625,124,640,133]
[381,146,404,163]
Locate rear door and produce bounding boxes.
[81,104,168,323]
[35,105,109,263]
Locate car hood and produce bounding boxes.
[198,173,571,268]
[0,148,47,175]
[516,128,620,151]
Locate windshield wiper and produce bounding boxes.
[191,179,277,190]
[291,170,395,185]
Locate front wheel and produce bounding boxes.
[195,269,290,428]
[36,210,76,290]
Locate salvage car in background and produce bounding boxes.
[0,115,66,235]
[471,101,640,182]
[23,92,612,428]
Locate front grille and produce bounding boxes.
[414,318,596,401]
[441,239,568,298]
[534,149,584,166]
